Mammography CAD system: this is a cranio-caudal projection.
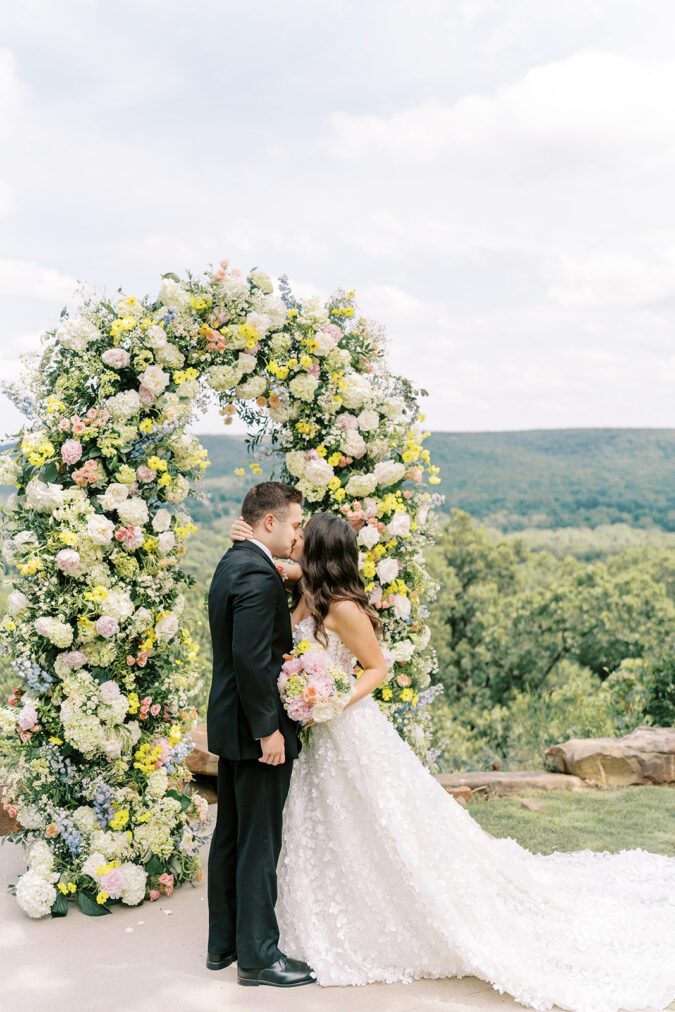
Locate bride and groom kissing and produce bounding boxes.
[205,482,675,1008]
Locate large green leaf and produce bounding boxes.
[78,891,110,917]
[145,855,164,876]
[50,892,69,918]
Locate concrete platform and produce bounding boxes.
[0,832,555,1012]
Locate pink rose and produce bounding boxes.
[18,703,38,731]
[369,585,383,605]
[95,615,119,638]
[59,437,81,463]
[56,548,81,573]
[136,465,156,483]
[336,412,358,430]
[58,418,70,432]
[99,680,121,702]
[100,867,125,899]
[306,670,335,699]
[306,449,319,461]
[363,497,378,518]
[72,420,86,435]
[286,696,312,724]
[281,657,304,677]
[150,703,161,716]
[138,384,155,405]
[101,348,130,369]
[301,648,329,679]
[61,650,87,669]
[149,889,160,901]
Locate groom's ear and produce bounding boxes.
[261,512,276,532]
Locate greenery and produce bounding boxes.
[465,786,675,856]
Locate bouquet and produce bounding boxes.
[277,640,355,745]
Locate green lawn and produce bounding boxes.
[466,785,675,856]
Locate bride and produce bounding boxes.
[229,511,675,1012]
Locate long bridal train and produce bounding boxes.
[277,618,675,1012]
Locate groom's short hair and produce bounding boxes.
[241,481,303,525]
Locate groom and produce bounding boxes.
[205,481,315,988]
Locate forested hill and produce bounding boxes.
[192,427,675,532]
[2,428,674,531]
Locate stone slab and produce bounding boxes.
[545,726,675,787]
[437,770,587,798]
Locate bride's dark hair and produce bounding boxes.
[298,512,381,647]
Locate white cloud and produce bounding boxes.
[322,52,675,171]
[547,244,675,308]
[0,259,78,301]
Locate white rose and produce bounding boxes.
[246,311,271,336]
[313,330,339,356]
[117,497,149,527]
[357,409,379,432]
[8,589,29,614]
[358,525,380,549]
[145,324,168,349]
[374,460,406,486]
[341,430,367,459]
[382,396,406,421]
[87,513,115,544]
[285,451,306,478]
[305,457,334,487]
[392,594,411,621]
[155,611,179,642]
[157,277,191,311]
[264,297,287,329]
[376,557,399,585]
[139,365,170,397]
[157,531,176,555]
[386,511,411,538]
[311,700,339,723]
[151,508,172,532]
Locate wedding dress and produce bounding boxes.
[276,616,675,1012]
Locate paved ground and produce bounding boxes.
[1,833,551,1012]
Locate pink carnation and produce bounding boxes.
[18,703,38,731]
[323,324,341,340]
[138,384,155,405]
[95,615,119,638]
[100,868,126,899]
[99,680,121,702]
[286,696,313,724]
[61,439,82,464]
[101,348,130,369]
[301,648,329,678]
[61,650,87,669]
[136,465,156,483]
[56,548,81,573]
[277,671,289,692]
[306,670,335,699]
[336,412,359,430]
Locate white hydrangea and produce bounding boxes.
[207,364,242,392]
[237,375,267,400]
[345,472,378,497]
[60,702,105,757]
[374,460,406,486]
[139,365,170,396]
[15,869,57,919]
[341,430,367,458]
[133,822,174,859]
[305,457,334,487]
[391,638,415,662]
[376,557,400,585]
[299,296,329,327]
[34,617,74,648]
[27,840,56,878]
[249,269,273,293]
[268,401,297,423]
[90,830,130,859]
[269,332,291,356]
[237,352,257,374]
[285,451,306,478]
[216,274,249,300]
[326,348,352,372]
[0,453,19,485]
[25,478,64,513]
[120,862,147,906]
[157,392,191,423]
[340,373,372,410]
[157,277,191,310]
[7,589,29,613]
[72,806,99,834]
[106,390,143,420]
[165,475,189,502]
[382,396,406,421]
[101,588,134,621]
[145,324,168,349]
[155,342,185,369]
[289,373,319,402]
[0,707,17,734]
[147,768,168,798]
[57,317,101,352]
[117,497,149,527]
[131,606,153,632]
[264,297,288,329]
[416,625,431,650]
[16,804,45,830]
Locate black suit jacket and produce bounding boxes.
[206,540,301,761]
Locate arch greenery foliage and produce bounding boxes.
[0,262,442,918]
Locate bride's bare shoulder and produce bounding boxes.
[326,599,370,631]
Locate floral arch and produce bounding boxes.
[0,263,442,919]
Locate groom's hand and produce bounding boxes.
[259,729,285,765]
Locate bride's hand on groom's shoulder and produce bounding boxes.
[230,515,253,541]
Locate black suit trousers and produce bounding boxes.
[207,755,294,968]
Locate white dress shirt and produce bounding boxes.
[248,537,273,562]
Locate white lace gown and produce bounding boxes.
[276,617,675,1012]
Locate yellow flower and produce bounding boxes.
[168,724,182,746]
[328,477,341,491]
[234,467,245,476]
[333,488,346,502]
[139,419,153,434]
[316,445,327,457]
[147,456,167,471]
[68,883,76,894]
[96,891,109,905]
[85,586,109,603]
[57,882,68,895]
[49,736,63,745]
[296,639,311,655]
[2,618,16,632]
[327,452,341,466]
[128,692,140,715]
[157,473,171,487]
[110,809,129,830]
[299,354,312,369]
[400,688,414,702]
[59,530,79,546]
[381,687,393,701]
[143,536,158,552]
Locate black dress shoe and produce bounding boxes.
[206,950,237,971]
[237,954,316,987]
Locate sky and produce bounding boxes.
[2,0,675,438]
